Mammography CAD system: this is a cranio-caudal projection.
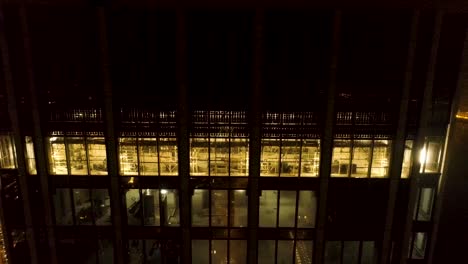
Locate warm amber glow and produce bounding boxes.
[456,112,468,120]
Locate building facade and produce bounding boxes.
[0,1,467,264]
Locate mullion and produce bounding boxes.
[414,188,423,221]
[64,137,72,175]
[84,136,91,175]
[421,142,427,173]
[278,136,283,177]
[357,240,363,264]
[340,240,344,264]
[139,188,144,226]
[136,138,141,176]
[69,188,77,226]
[275,239,279,264]
[292,191,300,264]
[368,139,375,178]
[348,139,354,178]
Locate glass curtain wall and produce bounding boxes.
[325,241,377,264]
[258,240,314,264]
[192,239,247,264]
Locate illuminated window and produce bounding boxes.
[87,137,107,175]
[230,138,249,176]
[413,188,435,221]
[261,139,280,176]
[24,136,37,175]
[210,138,229,176]
[192,240,246,264]
[258,240,313,264]
[401,140,413,178]
[138,138,158,175]
[371,140,391,178]
[331,140,351,177]
[351,140,372,178]
[68,137,88,175]
[190,138,209,176]
[159,138,178,175]
[48,137,67,174]
[119,138,138,175]
[0,134,16,169]
[280,139,301,177]
[301,139,320,177]
[419,138,444,173]
[410,233,427,259]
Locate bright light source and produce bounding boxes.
[50,137,57,142]
[161,189,168,195]
[419,148,427,165]
[128,177,134,184]
[145,189,151,196]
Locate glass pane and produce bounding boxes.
[332,140,351,177]
[278,191,296,227]
[73,189,92,225]
[231,190,247,227]
[142,189,160,226]
[343,241,359,264]
[145,240,163,263]
[48,137,67,175]
[0,134,16,169]
[297,191,317,228]
[211,240,227,264]
[92,189,111,225]
[230,240,247,264]
[230,138,249,176]
[325,241,342,264]
[295,240,313,264]
[351,140,371,178]
[192,240,209,263]
[97,240,114,264]
[126,189,141,225]
[371,140,391,178]
[210,138,229,176]
[68,137,88,175]
[261,139,280,176]
[119,138,138,175]
[87,137,107,175]
[412,233,427,259]
[162,189,179,226]
[138,138,158,175]
[277,240,294,264]
[424,140,443,173]
[53,189,73,225]
[401,140,413,178]
[361,241,376,264]
[281,139,300,177]
[211,190,228,226]
[301,139,320,177]
[259,190,278,227]
[258,240,275,264]
[417,188,434,221]
[128,240,143,264]
[25,136,37,175]
[192,189,209,227]
[190,138,209,176]
[159,138,178,175]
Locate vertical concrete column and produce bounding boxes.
[247,9,263,264]
[427,23,468,264]
[314,11,341,264]
[96,6,125,264]
[0,6,40,264]
[400,11,444,264]
[176,10,191,264]
[380,11,420,264]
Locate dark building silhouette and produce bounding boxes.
[0,1,467,264]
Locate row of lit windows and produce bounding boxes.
[0,135,444,179]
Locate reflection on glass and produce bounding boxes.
[230,138,248,176]
[325,241,342,264]
[92,189,111,225]
[259,191,277,227]
[162,189,179,226]
[68,137,88,175]
[97,240,114,264]
[351,140,371,178]
[332,140,351,177]
[0,134,16,169]
[277,240,294,264]
[190,138,209,176]
[343,241,359,264]
[258,240,275,264]
[361,241,376,264]
[371,140,391,178]
[261,139,280,176]
[74,189,92,225]
[211,190,228,226]
[279,191,296,227]
[210,138,229,176]
[119,138,138,175]
[401,140,413,178]
[420,139,443,173]
[411,233,427,259]
[281,140,300,177]
[231,190,247,227]
[192,189,208,227]
[297,191,317,228]
[88,137,107,175]
[139,138,158,175]
[415,188,434,221]
[295,240,313,264]
[48,137,67,174]
[126,189,141,226]
[211,240,227,264]
[142,189,160,226]
[159,138,178,175]
[192,240,209,263]
[53,188,73,225]
[128,240,144,263]
[301,139,320,177]
[25,136,37,174]
[230,240,246,263]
